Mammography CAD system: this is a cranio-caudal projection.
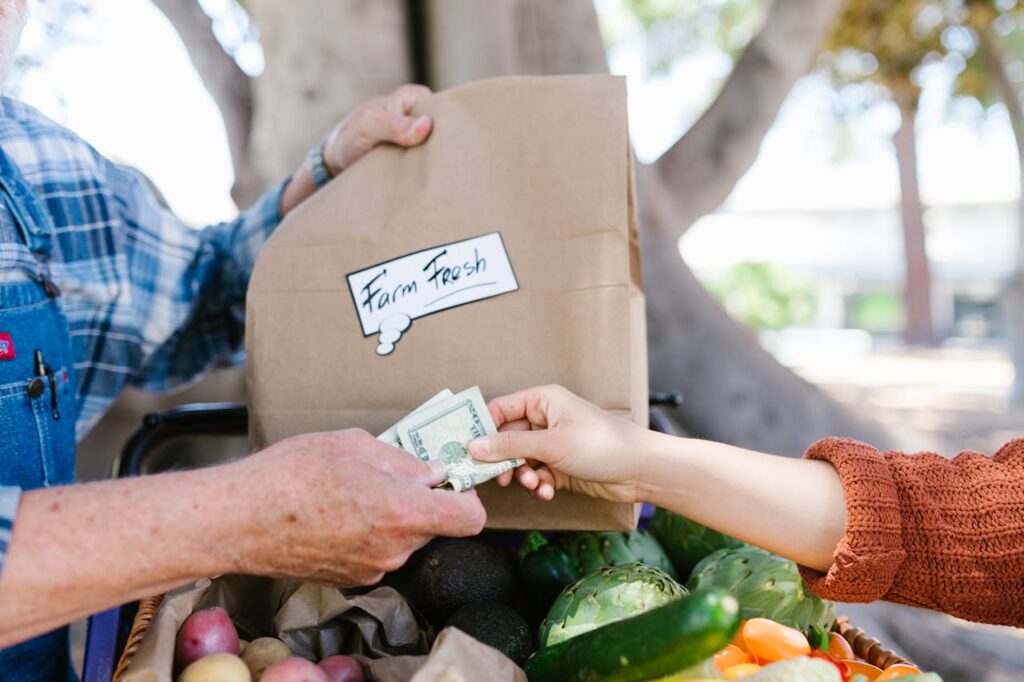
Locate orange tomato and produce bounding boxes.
[875,664,924,679]
[842,659,884,680]
[809,649,851,679]
[742,618,810,663]
[715,644,753,672]
[827,631,855,661]
[730,621,750,652]
[722,663,762,679]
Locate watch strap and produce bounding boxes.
[308,140,336,189]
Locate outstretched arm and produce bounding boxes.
[470,385,846,570]
[639,435,847,573]
[472,385,1024,627]
[0,430,485,647]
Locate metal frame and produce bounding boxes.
[110,403,248,479]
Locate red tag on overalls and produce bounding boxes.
[0,332,14,360]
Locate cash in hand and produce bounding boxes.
[377,386,524,492]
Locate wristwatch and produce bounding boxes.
[308,140,337,189]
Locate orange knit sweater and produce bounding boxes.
[798,437,1024,626]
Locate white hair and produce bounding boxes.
[0,1,27,88]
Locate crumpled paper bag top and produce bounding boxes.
[122,575,525,682]
[408,628,527,682]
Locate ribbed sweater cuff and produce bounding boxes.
[797,438,906,603]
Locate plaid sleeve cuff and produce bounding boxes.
[0,486,22,575]
[232,178,290,276]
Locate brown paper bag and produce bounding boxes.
[246,74,646,529]
[122,576,525,682]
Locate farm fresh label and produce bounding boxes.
[345,232,519,355]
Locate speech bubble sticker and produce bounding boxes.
[347,233,519,357]
[380,313,412,333]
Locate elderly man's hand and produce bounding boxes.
[234,429,485,586]
[322,84,433,175]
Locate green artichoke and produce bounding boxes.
[518,530,678,617]
[554,530,678,579]
[650,507,746,579]
[538,562,687,648]
[686,546,836,635]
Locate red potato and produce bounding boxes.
[175,607,240,669]
[260,657,329,682]
[318,656,363,682]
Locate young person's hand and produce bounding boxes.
[468,386,848,577]
[468,385,656,504]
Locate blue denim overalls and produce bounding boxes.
[0,147,79,680]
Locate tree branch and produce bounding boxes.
[652,0,847,239]
[975,23,1024,402]
[638,163,893,453]
[976,26,1024,167]
[425,0,608,90]
[150,0,255,205]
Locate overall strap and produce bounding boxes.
[0,145,59,295]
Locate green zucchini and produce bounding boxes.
[518,532,580,615]
[524,588,739,682]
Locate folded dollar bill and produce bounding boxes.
[377,386,524,492]
[377,388,453,448]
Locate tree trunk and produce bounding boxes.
[425,0,889,453]
[641,0,892,452]
[149,0,256,205]
[653,0,847,238]
[242,0,414,205]
[892,100,933,345]
[977,26,1024,403]
[638,165,892,452]
[425,0,609,89]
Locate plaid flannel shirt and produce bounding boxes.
[0,96,287,568]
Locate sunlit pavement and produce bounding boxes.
[789,343,1024,455]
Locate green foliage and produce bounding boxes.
[850,291,905,334]
[606,0,1022,147]
[604,0,766,74]
[953,1,1024,113]
[706,262,816,331]
[824,0,948,108]
[822,0,1024,117]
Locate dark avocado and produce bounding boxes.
[411,539,516,622]
[446,602,533,665]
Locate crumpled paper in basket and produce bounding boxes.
[407,628,526,682]
[122,575,525,682]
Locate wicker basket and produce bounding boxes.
[111,598,911,680]
[833,615,911,670]
[112,594,164,682]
